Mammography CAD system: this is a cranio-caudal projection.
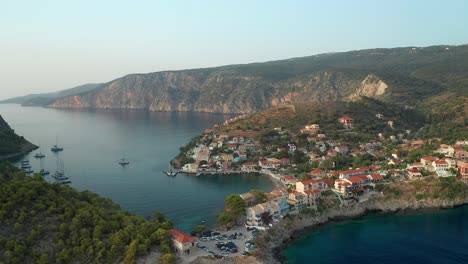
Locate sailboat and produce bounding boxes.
[118,153,130,166]
[52,158,71,184]
[39,157,49,176]
[34,145,46,158]
[51,136,64,152]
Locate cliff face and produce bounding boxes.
[47,45,468,113]
[48,71,381,113]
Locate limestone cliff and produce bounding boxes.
[47,45,468,113]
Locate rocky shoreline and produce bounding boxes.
[0,142,38,161]
[252,196,468,264]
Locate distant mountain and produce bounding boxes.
[0,115,37,159]
[1,83,102,106]
[47,45,468,114]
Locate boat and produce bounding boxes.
[118,158,130,165]
[118,153,130,166]
[52,158,71,184]
[51,136,64,152]
[164,167,179,176]
[21,160,29,165]
[21,164,31,169]
[34,152,45,158]
[23,168,33,174]
[40,169,50,176]
[34,146,46,158]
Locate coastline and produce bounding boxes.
[252,196,468,264]
[0,142,38,161]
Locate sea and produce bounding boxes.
[0,104,275,232]
[283,205,468,264]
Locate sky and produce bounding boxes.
[1,0,467,99]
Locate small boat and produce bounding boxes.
[51,136,64,152]
[35,146,46,158]
[164,167,179,176]
[23,168,33,174]
[21,164,31,169]
[34,152,45,158]
[118,153,130,166]
[51,144,64,152]
[118,158,130,166]
[21,160,29,165]
[40,169,50,176]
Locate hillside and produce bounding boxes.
[0,115,37,159]
[48,45,468,113]
[218,95,467,143]
[0,162,175,263]
[0,83,101,106]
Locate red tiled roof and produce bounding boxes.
[324,179,335,186]
[310,169,325,175]
[170,229,197,243]
[370,174,383,180]
[284,175,296,181]
[408,168,420,173]
[346,176,364,183]
[434,160,447,165]
[421,156,437,161]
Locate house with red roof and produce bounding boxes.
[368,173,384,181]
[283,175,297,185]
[408,168,422,179]
[457,160,468,183]
[309,168,326,177]
[339,116,354,128]
[334,179,352,197]
[288,191,307,209]
[339,167,368,179]
[241,162,258,172]
[169,229,197,255]
[421,156,438,171]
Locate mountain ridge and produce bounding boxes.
[1,83,102,106]
[17,45,468,113]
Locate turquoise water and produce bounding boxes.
[283,205,468,264]
[0,104,275,232]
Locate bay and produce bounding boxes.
[0,104,275,232]
[283,205,468,264]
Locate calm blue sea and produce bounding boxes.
[0,104,275,232]
[283,205,468,264]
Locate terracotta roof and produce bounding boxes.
[434,160,447,165]
[370,174,383,180]
[346,176,364,183]
[323,179,335,186]
[310,169,325,175]
[408,168,420,173]
[170,229,197,243]
[421,156,437,161]
[284,175,296,181]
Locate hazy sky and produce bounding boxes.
[1,0,467,99]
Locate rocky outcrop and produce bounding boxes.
[0,115,37,160]
[347,74,388,101]
[253,196,468,264]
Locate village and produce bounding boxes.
[168,113,468,262]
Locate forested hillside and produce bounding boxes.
[0,163,175,264]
